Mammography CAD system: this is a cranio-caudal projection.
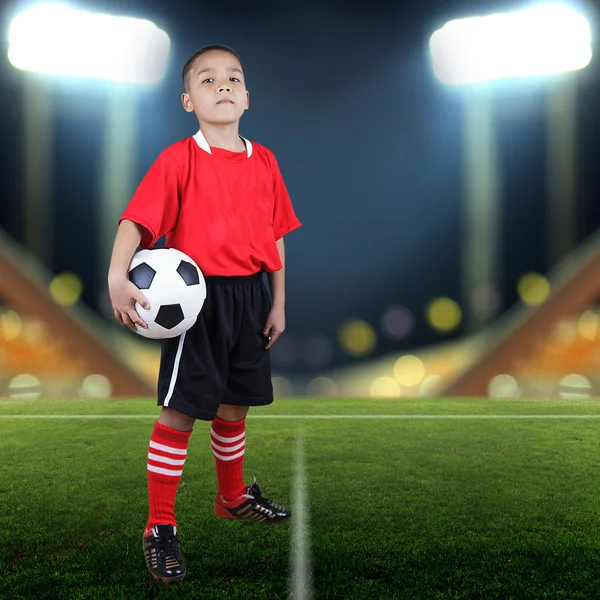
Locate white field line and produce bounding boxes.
[290,434,312,600]
[2,414,600,420]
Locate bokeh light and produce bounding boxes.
[578,310,599,341]
[369,376,401,398]
[488,374,520,398]
[272,376,293,398]
[393,355,426,387]
[381,305,414,340]
[81,374,112,398]
[470,285,501,320]
[426,297,462,332]
[517,272,550,306]
[22,320,47,344]
[306,376,338,397]
[559,374,591,399]
[8,373,41,399]
[1,310,23,341]
[420,374,442,397]
[49,272,83,306]
[338,319,376,356]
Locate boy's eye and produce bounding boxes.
[230,77,240,82]
[202,78,214,83]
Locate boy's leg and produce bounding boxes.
[143,407,194,583]
[211,404,249,501]
[146,407,195,531]
[212,404,291,522]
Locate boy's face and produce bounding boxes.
[181,50,249,125]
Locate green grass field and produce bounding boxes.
[2,396,600,599]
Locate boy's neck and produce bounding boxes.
[199,123,246,152]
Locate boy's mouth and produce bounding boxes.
[217,98,234,104]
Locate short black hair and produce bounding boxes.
[182,45,243,91]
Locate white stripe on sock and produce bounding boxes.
[148,452,186,466]
[210,430,245,444]
[210,440,245,453]
[212,449,245,462]
[149,440,187,455]
[147,464,184,477]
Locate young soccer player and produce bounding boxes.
[107,44,301,583]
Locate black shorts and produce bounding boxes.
[157,271,273,421]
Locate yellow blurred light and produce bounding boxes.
[517,272,550,306]
[559,374,591,399]
[8,373,41,399]
[578,310,599,341]
[23,321,47,344]
[426,297,461,332]
[81,374,112,398]
[420,374,442,397]
[49,272,83,306]
[338,319,376,356]
[306,376,338,397]
[272,376,294,398]
[393,355,425,387]
[370,377,401,398]
[488,374,520,398]
[1,310,23,341]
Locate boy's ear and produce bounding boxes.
[245,90,250,110]
[181,93,195,113]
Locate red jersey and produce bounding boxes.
[120,129,301,276]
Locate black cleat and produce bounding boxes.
[214,476,291,523]
[143,524,186,583]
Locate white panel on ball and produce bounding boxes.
[128,248,206,339]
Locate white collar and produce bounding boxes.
[193,129,253,158]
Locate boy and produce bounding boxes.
[107,44,301,583]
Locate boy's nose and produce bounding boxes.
[217,85,232,93]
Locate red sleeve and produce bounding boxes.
[119,150,181,248]
[272,159,301,241]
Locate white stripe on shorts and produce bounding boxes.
[164,331,187,407]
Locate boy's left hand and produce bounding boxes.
[262,305,285,349]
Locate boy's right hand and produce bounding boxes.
[108,276,150,332]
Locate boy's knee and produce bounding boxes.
[216,404,249,422]
[158,407,196,431]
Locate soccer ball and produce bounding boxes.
[128,248,206,339]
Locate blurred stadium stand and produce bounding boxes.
[2,225,600,399]
[0,227,153,397]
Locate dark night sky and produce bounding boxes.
[1,0,600,377]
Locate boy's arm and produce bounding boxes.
[107,219,150,331]
[264,238,286,349]
[267,238,286,308]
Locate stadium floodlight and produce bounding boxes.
[429,3,592,85]
[8,3,170,84]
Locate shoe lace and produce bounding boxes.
[155,532,182,564]
[252,486,285,513]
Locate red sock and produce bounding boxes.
[211,416,246,501]
[145,422,192,532]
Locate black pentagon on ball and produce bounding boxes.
[176,260,200,286]
[129,262,156,290]
[155,304,185,330]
